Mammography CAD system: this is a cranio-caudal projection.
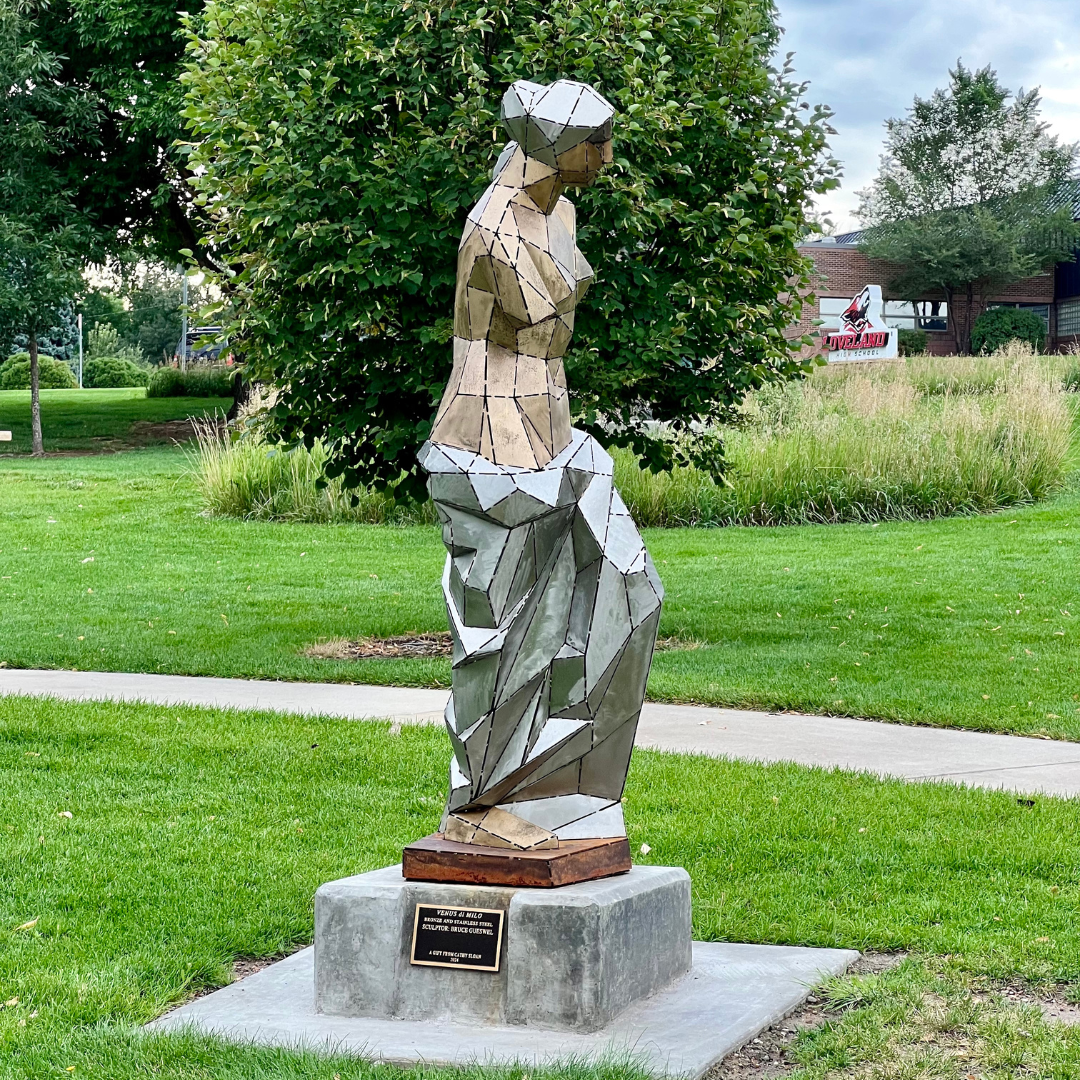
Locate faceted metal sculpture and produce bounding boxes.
[419,79,663,850]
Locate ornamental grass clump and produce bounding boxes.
[190,422,436,525]
[615,357,1071,526]
[194,354,1071,528]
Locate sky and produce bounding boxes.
[778,0,1080,231]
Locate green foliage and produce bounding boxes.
[192,425,438,524]
[195,355,1071,529]
[971,306,1047,354]
[617,358,1069,525]
[82,356,151,389]
[0,352,78,389]
[86,321,147,366]
[19,0,208,263]
[180,0,839,497]
[80,266,212,365]
[858,63,1080,354]
[147,364,234,398]
[78,284,127,338]
[897,327,927,355]
[0,0,90,452]
[6,298,79,361]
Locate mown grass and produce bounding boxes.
[4,694,1080,1078]
[0,388,232,454]
[5,448,1080,739]
[793,958,1080,1078]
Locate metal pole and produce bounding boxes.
[180,271,189,374]
[77,313,83,388]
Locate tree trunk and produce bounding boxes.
[944,285,957,353]
[957,282,976,356]
[29,331,43,457]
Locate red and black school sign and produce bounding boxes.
[823,285,897,361]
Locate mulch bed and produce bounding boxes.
[304,633,454,659]
[704,953,905,1080]
[304,634,689,661]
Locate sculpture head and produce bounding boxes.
[501,79,614,188]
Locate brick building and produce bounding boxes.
[795,200,1080,354]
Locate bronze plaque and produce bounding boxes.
[410,904,504,972]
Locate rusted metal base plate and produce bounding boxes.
[402,833,632,888]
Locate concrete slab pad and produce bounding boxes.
[148,942,857,1076]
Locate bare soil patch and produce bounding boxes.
[305,633,454,659]
[128,418,223,445]
[304,634,690,661]
[704,953,905,1080]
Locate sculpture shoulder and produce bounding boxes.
[461,181,516,245]
[553,196,576,236]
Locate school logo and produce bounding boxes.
[823,285,898,361]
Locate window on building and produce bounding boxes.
[818,297,850,330]
[1058,297,1080,337]
[884,301,948,332]
[987,302,1050,328]
[817,297,947,331]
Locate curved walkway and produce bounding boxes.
[2,668,1079,798]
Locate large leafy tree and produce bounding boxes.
[9,0,208,266]
[858,63,1080,355]
[181,0,838,497]
[79,265,210,364]
[0,0,90,454]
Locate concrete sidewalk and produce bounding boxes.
[3,668,1079,798]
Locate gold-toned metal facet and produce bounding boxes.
[430,91,610,469]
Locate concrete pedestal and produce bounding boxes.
[147,860,860,1076]
[314,864,691,1032]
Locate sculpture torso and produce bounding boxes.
[430,147,594,469]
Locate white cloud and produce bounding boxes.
[778,0,1080,229]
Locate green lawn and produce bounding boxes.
[0,388,232,454]
[3,693,1080,1079]
[3,448,1080,740]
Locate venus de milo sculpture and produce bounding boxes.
[158,78,857,1066]
[416,78,664,864]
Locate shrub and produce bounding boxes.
[147,365,233,398]
[0,353,78,389]
[82,357,150,389]
[971,308,1047,354]
[897,328,927,356]
[85,322,146,367]
[181,0,839,497]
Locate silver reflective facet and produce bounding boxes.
[422,429,663,841]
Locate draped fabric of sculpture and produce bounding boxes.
[419,80,663,850]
